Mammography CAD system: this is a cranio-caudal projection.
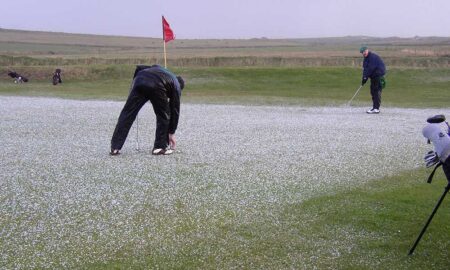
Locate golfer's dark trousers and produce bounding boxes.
[370,76,382,110]
[111,84,170,151]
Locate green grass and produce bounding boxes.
[80,169,450,269]
[2,66,450,107]
[282,169,450,269]
[181,67,450,107]
[0,80,131,100]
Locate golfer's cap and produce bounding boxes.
[359,46,368,53]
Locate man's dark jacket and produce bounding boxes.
[363,52,386,80]
[133,65,182,134]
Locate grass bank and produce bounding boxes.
[1,66,449,107]
[86,168,450,269]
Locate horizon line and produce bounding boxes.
[2,27,449,40]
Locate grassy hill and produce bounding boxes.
[1,28,450,67]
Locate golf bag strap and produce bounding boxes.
[427,161,443,183]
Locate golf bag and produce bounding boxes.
[52,68,62,85]
[409,115,450,255]
[7,70,28,83]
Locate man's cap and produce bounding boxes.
[359,46,368,53]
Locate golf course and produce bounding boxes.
[1,29,450,269]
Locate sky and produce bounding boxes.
[2,0,450,39]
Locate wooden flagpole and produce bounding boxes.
[163,39,167,68]
[162,15,167,68]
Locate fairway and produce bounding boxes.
[2,96,449,269]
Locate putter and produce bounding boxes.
[136,114,140,151]
[347,85,363,106]
[409,183,450,255]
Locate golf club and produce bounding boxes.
[136,114,140,151]
[347,85,363,106]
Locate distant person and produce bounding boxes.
[52,68,62,85]
[110,65,185,156]
[360,46,386,114]
[7,70,28,83]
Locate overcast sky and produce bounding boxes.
[2,0,450,39]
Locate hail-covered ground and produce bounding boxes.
[1,96,446,268]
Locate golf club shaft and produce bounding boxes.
[136,114,140,151]
[347,85,363,106]
[408,184,450,255]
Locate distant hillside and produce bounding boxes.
[1,28,449,68]
[2,28,450,48]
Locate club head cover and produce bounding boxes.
[427,114,446,124]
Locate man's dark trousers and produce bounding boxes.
[370,76,382,110]
[111,84,170,151]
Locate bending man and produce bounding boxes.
[110,65,184,155]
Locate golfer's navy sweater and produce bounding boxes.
[362,52,386,79]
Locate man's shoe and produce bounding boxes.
[110,149,120,156]
[152,148,174,155]
[366,108,380,114]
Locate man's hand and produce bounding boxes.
[169,133,176,150]
[361,77,368,86]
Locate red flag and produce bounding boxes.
[162,16,175,43]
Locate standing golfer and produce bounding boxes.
[110,65,184,155]
[360,46,386,114]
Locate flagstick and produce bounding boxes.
[162,15,167,68]
[163,40,167,68]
